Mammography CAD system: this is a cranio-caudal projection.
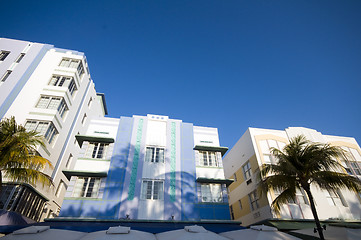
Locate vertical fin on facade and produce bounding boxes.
[170,122,176,202]
[127,118,144,200]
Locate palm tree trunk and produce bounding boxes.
[304,186,325,240]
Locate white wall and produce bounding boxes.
[193,126,220,147]
[2,44,105,220]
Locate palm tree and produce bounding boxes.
[260,135,361,240]
[0,117,53,194]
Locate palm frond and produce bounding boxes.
[4,167,53,187]
[272,187,297,214]
[0,116,54,189]
[312,171,361,192]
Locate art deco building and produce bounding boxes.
[0,38,106,221]
[59,114,231,220]
[223,127,361,226]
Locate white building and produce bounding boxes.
[223,127,361,226]
[0,38,106,221]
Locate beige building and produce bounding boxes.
[223,127,361,226]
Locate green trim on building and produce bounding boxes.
[128,118,144,200]
[170,122,176,202]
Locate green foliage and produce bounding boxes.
[0,117,53,190]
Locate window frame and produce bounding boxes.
[0,51,10,61]
[15,53,25,63]
[72,177,102,198]
[24,120,58,144]
[260,139,287,165]
[81,113,87,125]
[198,150,218,167]
[325,189,347,207]
[248,190,260,211]
[238,199,243,210]
[242,161,252,182]
[48,75,78,96]
[59,58,85,77]
[230,205,234,220]
[341,147,361,176]
[1,70,12,82]
[141,179,164,200]
[199,183,224,203]
[65,154,73,169]
[36,96,68,117]
[145,146,165,163]
[85,142,109,159]
[55,181,65,198]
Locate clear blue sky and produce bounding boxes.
[1,0,361,149]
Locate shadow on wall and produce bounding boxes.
[60,141,134,219]
[59,143,230,221]
[345,193,361,220]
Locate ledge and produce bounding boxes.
[193,145,228,156]
[62,170,108,180]
[196,177,234,186]
[75,135,114,147]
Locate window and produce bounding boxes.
[15,53,25,63]
[59,58,85,77]
[1,70,12,82]
[274,188,308,205]
[259,139,286,164]
[230,205,234,220]
[72,177,101,198]
[88,97,92,107]
[242,161,252,184]
[141,180,164,200]
[289,189,307,205]
[48,75,78,96]
[248,190,260,211]
[200,183,223,203]
[65,154,73,168]
[198,151,218,167]
[341,147,361,176]
[349,162,361,175]
[263,154,276,164]
[55,181,65,197]
[145,147,164,163]
[238,199,243,210]
[57,99,68,117]
[85,142,108,159]
[81,113,87,125]
[24,120,58,144]
[0,51,10,61]
[68,79,77,95]
[47,210,54,219]
[325,189,347,207]
[36,96,68,117]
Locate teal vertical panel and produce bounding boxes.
[127,118,144,200]
[170,122,176,202]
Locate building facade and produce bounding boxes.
[0,38,106,221]
[223,127,361,226]
[59,114,231,221]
